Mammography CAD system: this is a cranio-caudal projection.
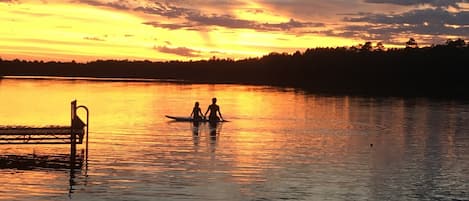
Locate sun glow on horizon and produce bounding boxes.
[0,2,362,62]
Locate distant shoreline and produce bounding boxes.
[1,41,468,99]
[0,75,258,86]
[1,75,184,83]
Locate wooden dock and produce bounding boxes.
[0,126,84,144]
[0,100,89,168]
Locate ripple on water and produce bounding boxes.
[1,80,468,201]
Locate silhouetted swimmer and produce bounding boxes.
[190,101,204,121]
[204,97,223,122]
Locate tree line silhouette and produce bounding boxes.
[1,38,468,97]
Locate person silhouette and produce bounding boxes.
[204,97,223,122]
[190,102,204,121]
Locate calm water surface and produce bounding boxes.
[0,78,468,201]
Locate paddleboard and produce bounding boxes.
[165,115,228,122]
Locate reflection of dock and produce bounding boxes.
[0,153,83,170]
[0,100,89,167]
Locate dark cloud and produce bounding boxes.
[143,21,195,30]
[364,0,466,8]
[134,2,194,18]
[345,8,469,26]
[262,18,324,30]
[316,10,467,45]
[331,24,467,41]
[141,5,318,31]
[0,0,20,3]
[246,8,264,14]
[342,8,469,39]
[155,46,200,57]
[209,50,225,54]
[185,13,257,29]
[75,0,132,10]
[146,13,322,31]
[77,0,321,32]
[75,0,105,6]
[306,8,468,45]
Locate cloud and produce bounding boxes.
[345,8,469,26]
[262,18,324,30]
[364,0,465,8]
[209,50,225,54]
[310,8,468,45]
[74,0,467,45]
[143,21,195,30]
[139,3,322,31]
[327,24,466,42]
[185,13,257,29]
[0,0,20,3]
[188,13,323,31]
[342,8,469,38]
[77,0,322,32]
[75,0,133,10]
[155,46,201,57]
[134,3,194,18]
[145,13,322,31]
[246,8,264,14]
[84,36,105,41]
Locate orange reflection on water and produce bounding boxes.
[0,170,67,200]
[1,78,467,200]
[224,93,362,185]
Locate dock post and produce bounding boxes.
[70,100,77,168]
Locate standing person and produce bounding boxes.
[190,102,204,121]
[204,97,223,122]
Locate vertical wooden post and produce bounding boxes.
[70,100,77,168]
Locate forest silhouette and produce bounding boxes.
[1,39,468,97]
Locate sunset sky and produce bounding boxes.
[1,0,468,62]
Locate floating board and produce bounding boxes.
[165,115,228,122]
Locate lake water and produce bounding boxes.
[0,78,468,201]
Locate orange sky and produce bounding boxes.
[0,0,467,62]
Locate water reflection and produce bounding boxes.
[189,121,223,152]
[0,153,86,200]
[209,122,219,141]
[192,122,200,147]
[0,153,83,170]
[0,78,468,201]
